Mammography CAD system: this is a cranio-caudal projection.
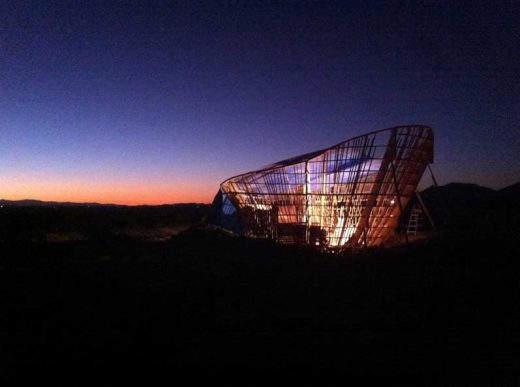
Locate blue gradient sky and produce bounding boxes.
[1,2,519,204]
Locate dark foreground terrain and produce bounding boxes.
[1,186,519,384]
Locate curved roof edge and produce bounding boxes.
[221,124,434,186]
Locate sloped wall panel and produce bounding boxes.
[219,125,434,249]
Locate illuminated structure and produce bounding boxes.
[215,125,434,249]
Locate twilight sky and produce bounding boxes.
[1,1,519,204]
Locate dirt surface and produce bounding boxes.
[1,227,519,384]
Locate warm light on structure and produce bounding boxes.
[215,125,434,250]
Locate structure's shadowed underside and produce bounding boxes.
[217,125,434,249]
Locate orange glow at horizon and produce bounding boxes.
[0,177,217,205]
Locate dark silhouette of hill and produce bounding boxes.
[0,202,212,242]
[0,183,518,383]
[420,182,498,207]
[0,198,207,207]
[420,182,519,202]
[415,182,519,235]
[499,182,520,198]
[0,198,116,207]
[0,226,518,384]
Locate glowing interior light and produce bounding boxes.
[218,125,434,249]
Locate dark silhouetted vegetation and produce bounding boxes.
[0,203,211,242]
[0,185,519,384]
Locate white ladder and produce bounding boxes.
[407,205,422,236]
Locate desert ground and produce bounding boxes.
[1,184,519,384]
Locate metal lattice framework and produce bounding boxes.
[218,125,434,249]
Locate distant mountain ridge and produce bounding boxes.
[0,199,110,207]
[414,181,519,232]
[0,182,517,208]
[499,182,520,198]
[0,199,209,208]
[420,182,519,198]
